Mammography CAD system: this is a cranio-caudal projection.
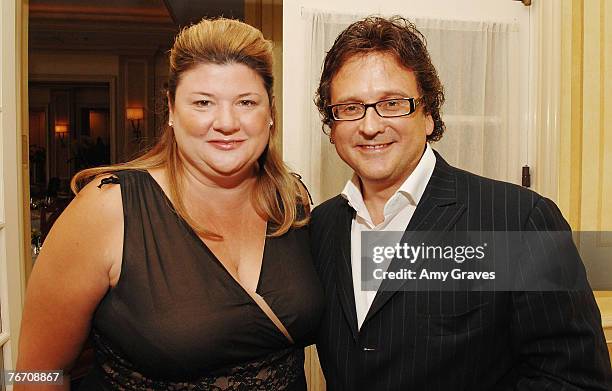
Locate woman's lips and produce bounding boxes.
[208,140,245,150]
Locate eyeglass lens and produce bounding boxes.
[331,98,416,120]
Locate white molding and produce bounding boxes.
[529,0,562,200]
[1,0,26,370]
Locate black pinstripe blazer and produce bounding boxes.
[310,152,612,391]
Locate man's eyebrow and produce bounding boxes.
[379,90,413,97]
[331,96,363,104]
[332,90,412,104]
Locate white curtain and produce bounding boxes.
[299,9,522,205]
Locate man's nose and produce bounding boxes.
[358,105,385,138]
[212,105,240,134]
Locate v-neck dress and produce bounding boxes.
[78,170,325,390]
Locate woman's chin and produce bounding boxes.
[206,162,256,180]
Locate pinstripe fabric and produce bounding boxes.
[310,152,612,391]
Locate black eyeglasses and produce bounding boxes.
[327,97,423,121]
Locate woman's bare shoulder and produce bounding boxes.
[17,176,125,374]
[42,175,124,275]
[66,175,123,230]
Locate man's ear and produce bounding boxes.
[425,114,434,136]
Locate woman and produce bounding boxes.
[17,18,324,390]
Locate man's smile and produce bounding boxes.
[356,142,395,152]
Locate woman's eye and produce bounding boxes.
[239,100,257,107]
[194,100,211,107]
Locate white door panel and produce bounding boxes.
[1,0,26,377]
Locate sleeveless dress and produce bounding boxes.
[78,170,325,390]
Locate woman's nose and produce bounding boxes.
[212,105,240,134]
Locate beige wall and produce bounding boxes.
[560,0,612,231]
[560,0,612,359]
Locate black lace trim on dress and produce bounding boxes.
[91,330,304,390]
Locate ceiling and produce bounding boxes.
[29,0,244,25]
[163,0,245,25]
[29,0,246,54]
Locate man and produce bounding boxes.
[310,16,611,390]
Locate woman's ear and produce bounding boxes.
[167,92,174,123]
[270,96,276,119]
[268,95,276,131]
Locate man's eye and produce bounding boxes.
[342,104,360,112]
[380,100,406,111]
[381,100,401,108]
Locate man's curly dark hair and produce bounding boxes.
[314,16,446,142]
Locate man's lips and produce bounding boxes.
[356,142,394,151]
[208,139,246,150]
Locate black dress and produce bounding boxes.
[78,170,325,390]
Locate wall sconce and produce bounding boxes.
[54,124,69,147]
[126,107,144,139]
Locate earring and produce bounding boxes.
[269,121,273,128]
[329,136,335,144]
[168,120,174,127]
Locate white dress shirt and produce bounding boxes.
[340,144,436,329]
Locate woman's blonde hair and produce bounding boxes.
[71,17,309,237]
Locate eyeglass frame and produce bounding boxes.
[326,97,423,121]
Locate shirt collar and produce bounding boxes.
[397,143,436,205]
[341,143,436,222]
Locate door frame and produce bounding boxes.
[1,0,27,370]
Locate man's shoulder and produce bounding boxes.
[310,195,351,238]
[442,160,566,229]
[309,195,348,256]
[446,161,541,204]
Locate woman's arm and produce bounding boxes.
[15,179,124,390]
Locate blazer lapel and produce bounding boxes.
[334,199,360,340]
[362,156,466,326]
